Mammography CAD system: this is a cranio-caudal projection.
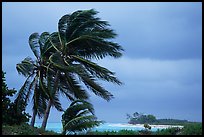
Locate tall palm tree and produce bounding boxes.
[41,9,124,129]
[61,100,103,135]
[16,32,55,127]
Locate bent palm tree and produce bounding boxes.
[37,9,124,130]
[16,32,55,127]
[61,100,103,135]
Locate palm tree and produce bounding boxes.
[61,100,103,135]
[16,32,54,127]
[41,9,124,130]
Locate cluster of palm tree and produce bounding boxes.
[15,9,123,131]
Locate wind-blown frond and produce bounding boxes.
[29,33,41,59]
[33,85,48,118]
[51,91,64,112]
[80,75,114,101]
[61,100,103,135]
[58,14,71,45]
[63,115,101,134]
[64,73,89,100]
[66,100,94,116]
[56,9,124,60]
[67,36,123,59]
[15,74,34,108]
[49,52,75,72]
[39,32,50,56]
[16,57,35,77]
[71,55,122,85]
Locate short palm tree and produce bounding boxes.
[61,100,103,135]
[42,9,123,129]
[41,9,124,129]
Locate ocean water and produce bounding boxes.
[35,122,63,133]
[34,122,169,133]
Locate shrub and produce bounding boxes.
[154,127,181,135]
[181,123,202,135]
[2,71,31,125]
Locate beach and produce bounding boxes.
[104,123,183,129]
[34,122,184,133]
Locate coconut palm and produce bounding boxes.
[15,32,63,127]
[61,100,103,135]
[40,9,124,130]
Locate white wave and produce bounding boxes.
[107,123,183,129]
[108,123,144,128]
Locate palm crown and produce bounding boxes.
[16,9,124,129]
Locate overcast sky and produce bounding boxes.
[2,2,202,124]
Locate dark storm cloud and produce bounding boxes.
[106,2,202,60]
[92,57,202,122]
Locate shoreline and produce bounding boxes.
[108,123,184,129]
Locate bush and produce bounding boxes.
[2,123,60,135]
[181,123,202,135]
[2,71,30,125]
[154,127,181,135]
[117,129,139,135]
[2,123,38,135]
[86,130,139,135]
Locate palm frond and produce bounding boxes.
[16,57,35,77]
[62,99,102,134]
[69,18,109,40]
[58,14,71,45]
[58,86,75,101]
[65,100,94,117]
[29,33,41,59]
[56,9,124,60]
[39,32,50,56]
[64,73,89,100]
[15,74,33,107]
[66,35,123,59]
[80,75,114,101]
[62,115,102,134]
[71,55,122,85]
[49,52,75,72]
[33,85,48,118]
[51,91,64,111]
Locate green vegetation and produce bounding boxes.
[86,123,202,135]
[127,112,157,124]
[2,123,59,135]
[154,127,181,135]
[153,123,202,135]
[16,32,53,127]
[127,112,192,125]
[61,100,103,135]
[2,71,31,125]
[180,123,202,135]
[87,130,140,135]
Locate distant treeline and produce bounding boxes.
[126,112,198,125]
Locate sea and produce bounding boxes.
[34,122,170,133]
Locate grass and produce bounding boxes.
[2,122,202,135]
[2,123,60,135]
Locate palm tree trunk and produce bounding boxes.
[41,99,52,130]
[30,109,37,127]
[41,70,60,130]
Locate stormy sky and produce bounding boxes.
[2,2,202,123]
